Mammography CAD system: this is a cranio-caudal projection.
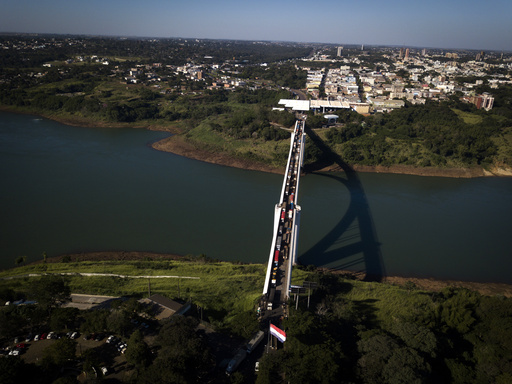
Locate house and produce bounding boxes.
[139,294,191,320]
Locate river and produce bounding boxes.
[1,111,511,283]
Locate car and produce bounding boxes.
[66,331,72,338]
[16,343,25,349]
[25,334,32,342]
[106,335,117,344]
[34,334,40,341]
[100,367,109,376]
[70,332,79,339]
[47,332,55,339]
[41,333,47,340]
[255,361,260,372]
[8,349,19,356]
[14,337,21,344]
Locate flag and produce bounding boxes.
[270,323,286,343]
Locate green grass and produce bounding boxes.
[0,259,315,325]
[452,108,484,125]
[185,120,290,167]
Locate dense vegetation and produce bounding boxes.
[0,260,511,383]
[256,271,512,384]
[310,94,512,169]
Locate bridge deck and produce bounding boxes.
[261,119,306,316]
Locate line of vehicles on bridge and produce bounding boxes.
[265,121,305,312]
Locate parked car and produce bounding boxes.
[70,332,79,339]
[25,334,32,342]
[41,333,47,340]
[140,322,149,329]
[106,335,117,344]
[34,334,40,341]
[47,332,56,339]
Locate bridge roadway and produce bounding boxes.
[260,119,306,318]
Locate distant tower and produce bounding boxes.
[405,48,410,60]
[422,48,426,56]
[399,48,404,59]
[361,44,364,51]
[337,46,343,56]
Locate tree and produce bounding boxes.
[80,309,109,334]
[0,306,27,339]
[125,330,152,372]
[139,316,212,383]
[14,256,26,267]
[229,310,260,339]
[42,338,77,368]
[50,307,79,332]
[0,356,40,384]
[106,309,132,337]
[31,275,71,312]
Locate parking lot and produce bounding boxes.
[8,333,132,380]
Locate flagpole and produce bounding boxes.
[267,322,271,353]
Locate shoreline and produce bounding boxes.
[2,105,512,178]
[34,251,512,298]
[151,134,512,178]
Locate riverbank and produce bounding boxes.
[33,251,512,298]
[2,105,511,177]
[151,133,512,178]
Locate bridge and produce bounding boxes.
[260,119,306,317]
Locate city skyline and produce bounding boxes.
[1,0,511,52]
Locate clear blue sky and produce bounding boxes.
[1,0,511,51]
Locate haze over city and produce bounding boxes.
[2,0,511,51]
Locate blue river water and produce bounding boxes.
[1,111,511,283]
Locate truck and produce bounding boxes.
[226,348,247,375]
[276,236,282,250]
[246,330,265,354]
[267,287,275,310]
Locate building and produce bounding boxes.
[460,93,494,111]
[139,294,191,320]
[337,46,343,56]
[323,114,339,125]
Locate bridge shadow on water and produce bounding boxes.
[299,127,385,282]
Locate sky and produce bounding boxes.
[1,0,511,51]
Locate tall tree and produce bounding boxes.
[31,275,70,312]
